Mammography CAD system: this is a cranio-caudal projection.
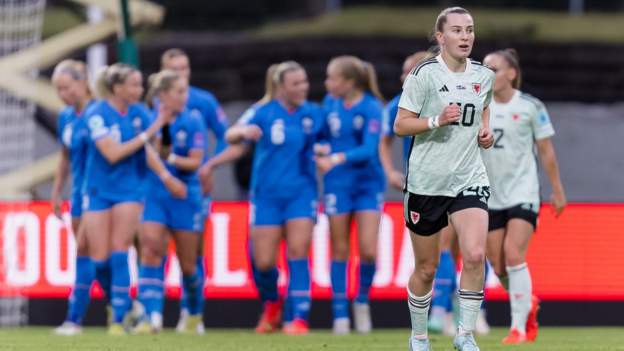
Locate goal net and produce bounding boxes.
[0,0,47,326]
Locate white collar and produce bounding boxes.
[436,54,472,75]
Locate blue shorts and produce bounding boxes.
[70,191,83,218]
[83,193,143,212]
[143,191,203,232]
[323,188,384,216]
[251,191,318,226]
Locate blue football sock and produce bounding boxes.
[432,250,455,312]
[194,256,205,315]
[94,257,112,303]
[182,270,204,316]
[256,268,279,303]
[331,260,349,319]
[138,264,164,316]
[110,251,131,323]
[356,261,376,304]
[288,258,311,321]
[67,256,94,324]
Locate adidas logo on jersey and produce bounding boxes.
[439,85,449,92]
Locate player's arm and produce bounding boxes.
[478,105,494,149]
[394,105,460,136]
[379,135,404,191]
[51,147,70,219]
[145,143,187,199]
[92,110,166,164]
[536,137,566,217]
[203,101,228,154]
[168,148,204,172]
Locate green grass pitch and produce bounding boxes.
[1,327,622,350]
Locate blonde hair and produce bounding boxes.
[272,60,304,84]
[257,64,278,105]
[492,48,522,89]
[94,63,139,98]
[145,69,182,108]
[52,59,92,97]
[160,48,188,69]
[329,55,385,102]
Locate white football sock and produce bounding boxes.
[407,288,432,339]
[507,263,532,334]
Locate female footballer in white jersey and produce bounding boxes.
[394,7,494,351]
[482,49,566,345]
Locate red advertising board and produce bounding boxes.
[0,202,623,301]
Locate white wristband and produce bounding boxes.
[167,153,177,165]
[139,132,149,144]
[330,153,342,166]
[428,115,440,130]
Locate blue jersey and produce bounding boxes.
[187,86,228,158]
[83,101,152,201]
[321,93,385,192]
[57,101,94,202]
[240,100,322,199]
[383,93,411,161]
[148,108,206,195]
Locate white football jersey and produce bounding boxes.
[481,90,555,210]
[398,55,495,197]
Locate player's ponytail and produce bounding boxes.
[52,59,93,98]
[362,61,385,103]
[497,48,522,89]
[258,63,279,105]
[329,55,384,102]
[94,63,137,99]
[145,69,181,108]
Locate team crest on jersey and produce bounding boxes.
[472,83,481,94]
[190,109,202,118]
[328,113,341,137]
[132,117,142,128]
[353,115,365,130]
[301,116,313,133]
[410,211,420,224]
[176,130,187,143]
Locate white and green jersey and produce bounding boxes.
[398,55,495,197]
[481,90,555,210]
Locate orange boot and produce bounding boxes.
[283,318,309,335]
[502,328,527,344]
[525,295,540,342]
[254,300,283,334]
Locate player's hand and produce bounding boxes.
[438,103,461,126]
[51,196,62,220]
[313,143,331,156]
[157,103,176,122]
[551,188,567,217]
[388,170,405,191]
[478,127,494,149]
[199,163,214,195]
[164,176,188,199]
[243,125,263,141]
[315,155,334,174]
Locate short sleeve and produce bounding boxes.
[86,113,110,141]
[236,106,261,126]
[531,100,555,140]
[483,71,495,107]
[190,115,206,149]
[398,71,428,114]
[382,100,398,136]
[56,111,67,145]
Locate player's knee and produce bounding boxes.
[254,255,277,271]
[414,261,438,284]
[179,258,197,276]
[462,249,485,270]
[359,247,376,263]
[331,244,349,260]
